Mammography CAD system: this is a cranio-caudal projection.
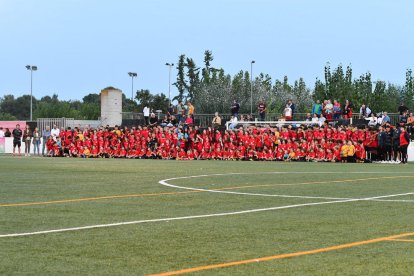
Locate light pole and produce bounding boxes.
[128,72,137,101]
[165,63,174,107]
[250,60,255,115]
[26,65,37,121]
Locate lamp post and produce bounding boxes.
[26,65,37,121]
[165,63,174,107]
[128,72,137,101]
[250,60,255,115]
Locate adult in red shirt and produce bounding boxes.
[399,127,410,164]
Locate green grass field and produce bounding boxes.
[1,157,413,275]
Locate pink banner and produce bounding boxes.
[0,121,27,132]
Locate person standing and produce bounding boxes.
[230,100,240,117]
[51,125,60,141]
[143,105,150,126]
[312,100,322,117]
[284,104,292,121]
[22,125,32,156]
[398,102,409,116]
[399,126,410,164]
[32,127,41,156]
[258,99,267,121]
[187,101,195,119]
[343,99,353,119]
[12,124,23,156]
[333,100,342,120]
[42,126,51,156]
[287,99,295,118]
[324,100,334,122]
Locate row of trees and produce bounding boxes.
[1,50,413,120]
[173,50,414,115]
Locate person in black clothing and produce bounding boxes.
[12,124,23,156]
[377,126,386,161]
[383,126,393,161]
[392,127,401,162]
[398,102,409,116]
[230,100,240,117]
[4,128,11,137]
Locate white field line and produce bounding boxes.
[1,192,413,238]
[158,172,414,202]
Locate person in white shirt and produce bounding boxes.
[284,104,292,120]
[229,116,238,129]
[359,104,371,119]
[51,125,60,141]
[143,106,150,125]
[0,127,4,138]
[368,113,378,127]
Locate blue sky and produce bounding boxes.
[0,0,413,102]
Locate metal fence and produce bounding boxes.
[37,118,102,132]
[122,112,401,128]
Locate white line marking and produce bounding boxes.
[1,192,412,238]
[158,172,414,202]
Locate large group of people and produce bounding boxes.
[6,120,411,164]
[2,99,412,164]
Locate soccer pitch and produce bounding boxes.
[1,157,413,275]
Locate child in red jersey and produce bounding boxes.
[315,148,326,162]
[90,146,99,158]
[306,149,316,162]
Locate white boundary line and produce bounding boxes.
[1,192,412,238]
[158,172,414,202]
[1,171,413,238]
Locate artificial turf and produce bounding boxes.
[0,156,413,275]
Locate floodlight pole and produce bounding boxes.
[26,65,37,121]
[165,63,174,107]
[128,72,137,101]
[250,60,255,115]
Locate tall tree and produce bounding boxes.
[174,54,187,102]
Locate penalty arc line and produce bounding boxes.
[0,192,412,238]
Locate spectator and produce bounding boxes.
[230,100,240,117]
[407,112,414,139]
[160,115,170,127]
[324,100,334,122]
[400,111,408,126]
[381,112,390,126]
[167,104,174,116]
[367,113,378,127]
[228,115,238,129]
[22,125,32,157]
[333,100,342,120]
[184,114,194,127]
[305,113,312,122]
[187,102,195,118]
[258,99,267,121]
[149,113,158,127]
[287,99,295,117]
[42,126,51,156]
[5,128,11,137]
[312,100,322,117]
[12,124,23,156]
[284,104,292,121]
[51,125,60,141]
[311,113,319,126]
[398,102,409,116]
[399,126,410,164]
[212,112,222,129]
[32,127,41,156]
[359,104,372,119]
[176,101,184,114]
[343,99,353,119]
[0,127,4,138]
[143,105,150,125]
